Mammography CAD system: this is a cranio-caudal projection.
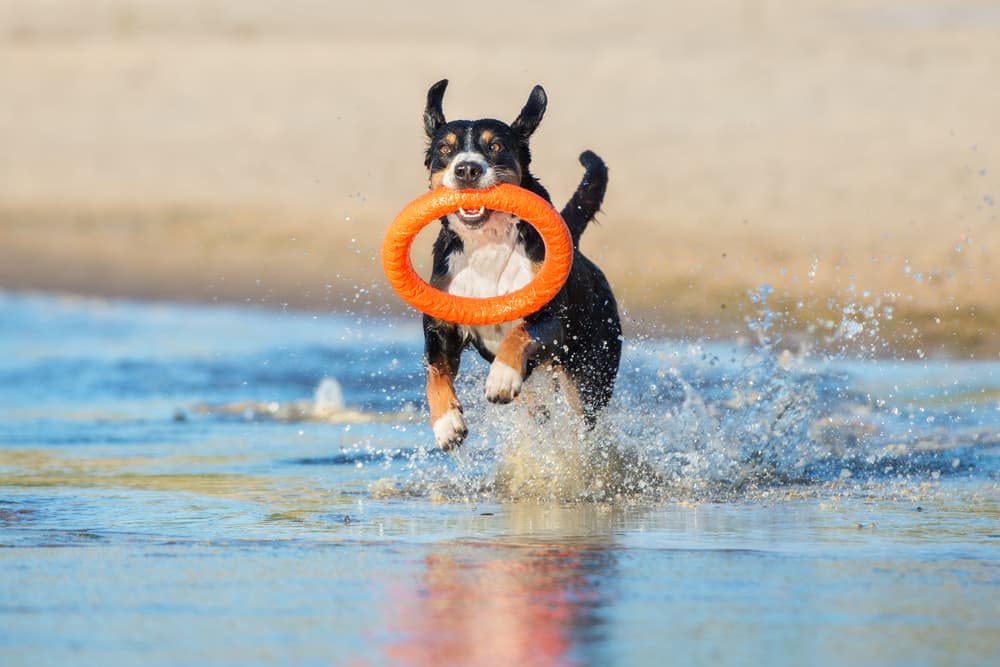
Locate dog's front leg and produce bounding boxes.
[485,318,562,404]
[424,317,467,450]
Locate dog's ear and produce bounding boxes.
[511,85,547,138]
[424,79,449,137]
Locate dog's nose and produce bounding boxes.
[453,161,483,186]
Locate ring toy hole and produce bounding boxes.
[381,184,573,325]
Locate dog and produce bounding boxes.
[420,79,622,450]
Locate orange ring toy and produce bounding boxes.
[381,184,573,325]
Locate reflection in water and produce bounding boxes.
[383,504,621,667]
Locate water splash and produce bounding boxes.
[573,283,827,498]
[118,288,993,504]
[369,282,998,503]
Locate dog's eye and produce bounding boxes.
[437,143,453,155]
[488,141,503,153]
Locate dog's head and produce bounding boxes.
[423,79,546,229]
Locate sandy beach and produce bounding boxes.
[2,0,998,355]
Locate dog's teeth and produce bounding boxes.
[458,206,485,217]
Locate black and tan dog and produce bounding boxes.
[420,79,621,449]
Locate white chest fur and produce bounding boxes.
[445,214,534,355]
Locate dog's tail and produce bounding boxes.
[560,150,608,247]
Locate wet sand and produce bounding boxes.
[1,0,999,354]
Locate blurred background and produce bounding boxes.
[1,0,998,354]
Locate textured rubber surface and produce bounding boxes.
[381,184,573,325]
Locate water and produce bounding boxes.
[1,291,997,666]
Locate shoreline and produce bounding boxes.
[3,201,997,358]
[4,246,995,360]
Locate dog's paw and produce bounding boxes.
[485,361,523,404]
[432,407,467,450]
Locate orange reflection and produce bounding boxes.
[382,504,618,667]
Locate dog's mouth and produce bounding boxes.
[455,206,490,227]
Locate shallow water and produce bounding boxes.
[1,291,998,666]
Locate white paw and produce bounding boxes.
[485,361,523,404]
[433,407,467,450]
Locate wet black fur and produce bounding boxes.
[421,79,621,428]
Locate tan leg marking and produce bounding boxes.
[485,324,538,404]
[426,359,466,449]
